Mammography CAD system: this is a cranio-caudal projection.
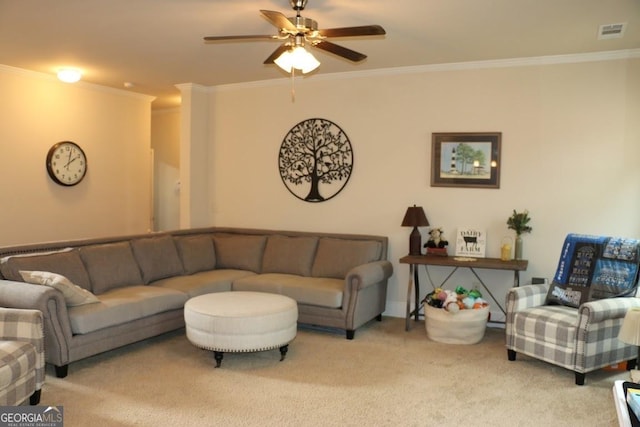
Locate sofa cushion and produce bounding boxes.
[19,270,99,307]
[79,242,143,295]
[233,273,344,308]
[131,235,184,283]
[212,234,267,273]
[513,305,578,348]
[262,235,318,277]
[153,269,255,298]
[174,235,216,275]
[67,285,188,334]
[0,249,91,291]
[311,238,382,279]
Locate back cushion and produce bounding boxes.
[0,249,91,290]
[311,238,382,279]
[79,242,143,294]
[131,235,184,283]
[262,235,319,276]
[212,234,267,273]
[175,234,216,275]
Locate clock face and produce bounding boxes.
[46,141,87,186]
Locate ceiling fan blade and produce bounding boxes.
[264,44,290,64]
[260,10,297,32]
[204,35,277,41]
[313,41,367,62]
[318,25,386,38]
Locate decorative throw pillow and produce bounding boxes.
[19,270,99,306]
[546,234,640,308]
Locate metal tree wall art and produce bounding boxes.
[279,118,353,202]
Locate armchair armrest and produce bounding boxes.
[506,283,550,313]
[0,308,43,343]
[345,260,394,290]
[579,297,640,324]
[0,307,45,389]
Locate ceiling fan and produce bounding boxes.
[203,0,386,73]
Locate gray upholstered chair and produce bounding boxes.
[505,234,640,385]
[0,308,45,405]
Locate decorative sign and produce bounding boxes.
[279,118,353,203]
[455,228,487,258]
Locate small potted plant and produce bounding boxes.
[507,209,532,260]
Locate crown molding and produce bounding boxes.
[0,64,156,103]
[214,49,640,92]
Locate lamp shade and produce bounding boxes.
[274,46,320,74]
[619,307,640,345]
[401,205,429,256]
[401,205,429,227]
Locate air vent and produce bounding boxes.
[598,23,626,40]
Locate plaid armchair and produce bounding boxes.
[506,283,640,385]
[506,235,640,385]
[0,308,45,405]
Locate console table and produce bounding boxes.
[399,255,528,331]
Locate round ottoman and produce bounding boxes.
[184,291,298,367]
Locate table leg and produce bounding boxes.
[413,265,420,321]
[405,264,416,331]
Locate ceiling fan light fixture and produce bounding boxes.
[274,46,320,74]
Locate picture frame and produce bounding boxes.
[431,132,501,189]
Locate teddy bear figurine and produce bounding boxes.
[424,227,449,256]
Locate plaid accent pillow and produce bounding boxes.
[19,270,99,306]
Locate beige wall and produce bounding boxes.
[2,53,638,321]
[0,66,154,246]
[202,55,640,319]
[151,108,181,231]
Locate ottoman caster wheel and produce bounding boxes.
[279,344,289,362]
[214,351,224,368]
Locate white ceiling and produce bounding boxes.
[1,0,638,109]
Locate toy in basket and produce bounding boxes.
[422,286,489,344]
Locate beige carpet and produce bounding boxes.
[40,317,626,426]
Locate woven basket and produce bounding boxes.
[424,305,489,344]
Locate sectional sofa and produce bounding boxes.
[0,227,393,377]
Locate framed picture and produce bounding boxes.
[431,132,501,189]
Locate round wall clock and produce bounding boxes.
[278,118,353,203]
[46,141,88,186]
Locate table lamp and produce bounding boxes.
[618,307,640,382]
[401,205,429,256]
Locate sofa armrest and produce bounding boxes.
[0,280,72,367]
[0,307,45,389]
[579,297,640,324]
[345,260,394,290]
